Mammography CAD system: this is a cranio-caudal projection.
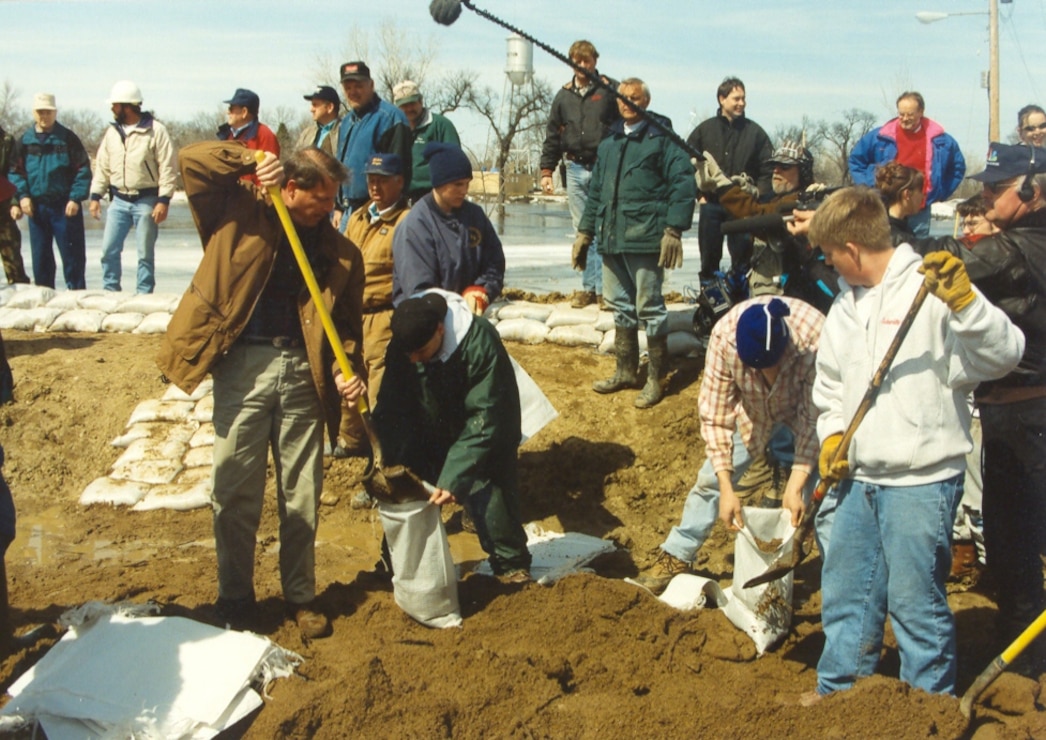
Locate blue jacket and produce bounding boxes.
[579,114,696,255]
[336,95,411,210]
[848,117,965,206]
[10,122,92,204]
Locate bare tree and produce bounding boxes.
[165,108,224,153]
[56,109,106,153]
[323,19,442,103]
[814,108,877,185]
[0,80,30,134]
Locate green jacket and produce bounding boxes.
[373,306,520,499]
[579,114,696,255]
[408,110,460,196]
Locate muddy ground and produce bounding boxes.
[0,327,1042,738]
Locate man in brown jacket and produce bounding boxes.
[158,141,365,639]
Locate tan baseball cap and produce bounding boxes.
[32,93,57,111]
[393,80,422,106]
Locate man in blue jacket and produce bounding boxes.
[9,93,92,289]
[849,91,965,237]
[574,78,696,408]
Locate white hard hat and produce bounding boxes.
[107,80,143,105]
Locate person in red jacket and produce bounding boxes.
[217,88,279,186]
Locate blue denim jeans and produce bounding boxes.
[100,195,159,293]
[27,201,86,289]
[661,426,830,563]
[698,201,753,280]
[565,161,601,294]
[816,475,963,696]
[602,252,666,336]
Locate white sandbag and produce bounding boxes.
[163,421,200,444]
[667,330,703,358]
[192,394,214,422]
[0,285,17,308]
[547,323,602,348]
[0,307,63,331]
[126,398,195,425]
[133,479,212,511]
[597,331,614,355]
[473,523,612,584]
[162,377,212,402]
[545,306,598,328]
[496,302,554,323]
[495,317,549,345]
[173,466,213,487]
[100,312,146,333]
[721,507,796,655]
[379,500,462,629]
[118,293,180,314]
[44,291,95,311]
[658,573,728,611]
[47,309,106,333]
[665,305,698,335]
[79,293,125,313]
[79,477,151,507]
[594,311,615,333]
[112,437,188,468]
[110,422,171,448]
[190,422,216,448]
[109,458,184,485]
[3,285,56,309]
[510,356,557,444]
[133,311,172,334]
[183,445,213,469]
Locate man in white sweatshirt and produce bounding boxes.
[801,186,1024,702]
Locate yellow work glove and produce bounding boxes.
[919,251,976,312]
[572,232,593,271]
[659,227,684,269]
[818,432,850,482]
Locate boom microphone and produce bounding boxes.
[430,0,463,25]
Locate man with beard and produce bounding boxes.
[89,81,176,294]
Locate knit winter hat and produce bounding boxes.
[391,293,448,353]
[736,298,791,369]
[424,141,472,188]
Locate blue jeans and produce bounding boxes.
[100,195,159,293]
[661,426,830,563]
[565,161,601,294]
[698,201,753,280]
[602,252,666,336]
[27,201,86,289]
[816,475,963,696]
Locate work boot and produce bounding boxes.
[633,550,693,595]
[593,326,640,394]
[570,290,597,308]
[949,540,979,580]
[288,601,332,640]
[635,334,669,408]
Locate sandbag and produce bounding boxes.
[101,312,146,333]
[162,378,213,402]
[79,294,124,313]
[664,306,698,335]
[47,309,106,334]
[379,500,462,629]
[79,477,151,507]
[133,311,172,334]
[594,312,615,333]
[189,423,216,448]
[0,307,63,331]
[495,317,549,345]
[3,286,56,309]
[667,330,703,358]
[118,293,180,315]
[133,479,212,512]
[545,306,598,328]
[495,302,553,323]
[722,507,796,655]
[510,356,557,444]
[547,324,602,348]
[126,399,195,425]
[183,445,213,469]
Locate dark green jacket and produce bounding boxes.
[408,111,460,196]
[579,114,696,255]
[374,313,520,499]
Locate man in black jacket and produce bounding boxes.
[687,77,772,283]
[539,40,618,308]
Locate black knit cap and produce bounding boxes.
[390,293,448,352]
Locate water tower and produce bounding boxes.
[488,33,541,197]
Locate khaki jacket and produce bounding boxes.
[345,198,409,311]
[157,141,365,439]
[90,114,177,199]
[295,119,341,158]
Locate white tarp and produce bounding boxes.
[0,602,302,739]
[472,523,617,584]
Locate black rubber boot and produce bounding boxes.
[635,334,669,408]
[593,326,640,393]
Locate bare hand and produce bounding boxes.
[255,152,283,189]
[786,208,813,237]
[540,175,554,195]
[782,487,804,527]
[151,202,168,224]
[18,197,32,219]
[89,200,102,220]
[65,200,80,218]
[334,371,366,404]
[718,487,744,531]
[9,205,20,221]
[428,487,456,506]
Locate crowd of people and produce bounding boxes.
[0,40,1044,705]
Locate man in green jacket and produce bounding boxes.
[574,78,696,408]
[393,80,461,203]
[371,289,531,581]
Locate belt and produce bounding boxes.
[239,335,304,349]
[565,153,595,168]
[111,186,159,202]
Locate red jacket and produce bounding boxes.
[217,119,280,185]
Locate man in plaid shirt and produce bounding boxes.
[635,295,826,593]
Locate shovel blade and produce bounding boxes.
[362,464,434,504]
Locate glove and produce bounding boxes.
[918,251,976,312]
[818,432,850,482]
[693,151,731,195]
[462,285,489,315]
[730,173,759,198]
[572,232,593,271]
[658,227,683,269]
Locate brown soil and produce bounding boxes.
[0,329,1043,739]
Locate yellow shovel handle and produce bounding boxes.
[254,151,367,414]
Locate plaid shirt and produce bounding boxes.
[697,296,824,475]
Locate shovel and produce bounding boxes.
[743,281,931,589]
[960,607,1046,718]
[255,152,430,504]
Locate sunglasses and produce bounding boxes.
[1022,122,1046,133]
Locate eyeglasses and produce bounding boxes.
[1022,122,1046,133]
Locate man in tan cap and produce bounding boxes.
[393,80,460,203]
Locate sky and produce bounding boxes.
[4,0,1046,168]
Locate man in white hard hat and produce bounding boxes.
[88,80,177,294]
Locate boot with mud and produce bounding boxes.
[633,550,693,595]
[593,326,640,394]
[635,334,669,408]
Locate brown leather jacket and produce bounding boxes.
[157,141,365,439]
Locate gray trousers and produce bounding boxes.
[211,343,324,605]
